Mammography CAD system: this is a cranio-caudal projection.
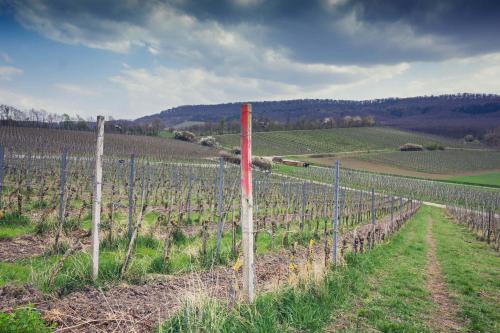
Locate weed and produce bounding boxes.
[0,305,54,332]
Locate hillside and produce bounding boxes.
[214,127,468,156]
[135,93,500,138]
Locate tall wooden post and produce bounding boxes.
[128,154,135,238]
[390,195,394,223]
[0,145,4,209]
[54,149,68,251]
[215,156,225,259]
[91,116,105,281]
[186,167,193,222]
[240,103,255,302]
[371,188,376,225]
[332,160,340,266]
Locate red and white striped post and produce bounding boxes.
[240,103,255,302]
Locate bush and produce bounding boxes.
[252,157,273,171]
[219,150,240,165]
[425,143,445,151]
[0,306,54,332]
[199,136,217,147]
[231,147,241,155]
[464,134,475,142]
[173,130,196,142]
[399,143,424,151]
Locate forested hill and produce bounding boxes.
[136,93,500,138]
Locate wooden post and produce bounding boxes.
[91,116,105,281]
[332,160,340,266]
[215,156,225,259]
[54,149,68,252]
[300,182,306,231]
[128,154,135,238]
[399,196,403,220]
[390,195,394,223]
[0,145,4,209]
[186,167,193,222]
[371,188,375,225]
[240,103,255,302]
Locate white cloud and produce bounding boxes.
[54,83,99,97]
[0,66,23,80]
[108,60,409,117]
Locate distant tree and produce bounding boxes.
[361,115,375,126]
[464,134,475,142]
[342,115,353,127]
[484,126,500,146]
[219,118,225,134]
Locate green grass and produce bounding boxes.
[432,209,500,333]
[159,130,175,138]
[160,206,435,332]
[448,172,500,187]
[0,224,35,239]
[0,305,55,332]
[215,127,464,156]
[0,212,34,239]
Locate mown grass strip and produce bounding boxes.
[432,209,500,333]
[325,205,433,333]
[160,206,433,332]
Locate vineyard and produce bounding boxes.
[356,149,500,174]
[0,123,426,331]
[215,127,469,156]
[0,121,499,332]
[274,165,499,211]
[0,126,215,160]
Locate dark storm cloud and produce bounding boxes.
[4,0,500,65]
[167,0,500,64]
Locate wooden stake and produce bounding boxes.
[0,145,3,210]
[240,103,255,302]
[332,160,339,266]
[91,116,105,281]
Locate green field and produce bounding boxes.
[448,172,500,187]
[357,150,500,174]
[215,127,465,156]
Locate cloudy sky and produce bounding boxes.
[1,0,500,119]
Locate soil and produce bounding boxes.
[0,235,48,262]
[0,247,325,332]
[425,217,463,332]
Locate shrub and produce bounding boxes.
[399,143,424,151]
[252,157,273,171]
[464,134,475,142]
[173,130,196,142]
[219,150,240,165]
[199,136,217,147]
[425,143,445,151]
[231,147,241,155]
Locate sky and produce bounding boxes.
[0,0,500,120]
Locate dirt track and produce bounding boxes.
[425,217,462,332]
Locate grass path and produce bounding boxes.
[432,209,500,333]
[325,206,500,333]
[325,205,434,332]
